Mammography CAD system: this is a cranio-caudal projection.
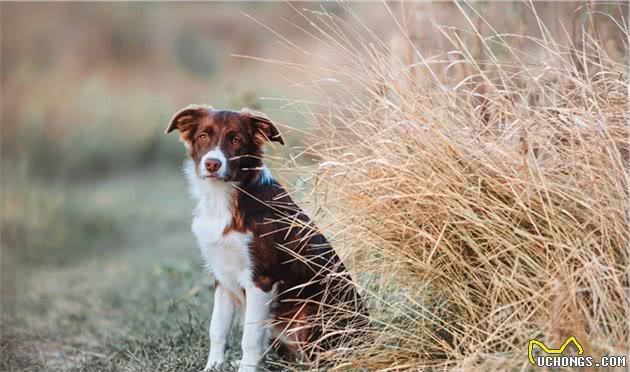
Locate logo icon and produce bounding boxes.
[528,336,584,365]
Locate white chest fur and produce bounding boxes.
[186,161,253,295]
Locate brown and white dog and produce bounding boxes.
[165,105,366,372]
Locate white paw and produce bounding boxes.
[237,359,257,372]
[200,357,224,372]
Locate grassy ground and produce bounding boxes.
[1,165,287,372]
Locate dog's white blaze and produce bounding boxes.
[199,146,228,178]
[185,161,269,372]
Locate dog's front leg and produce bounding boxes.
[203,284,235,371]
[239,286,271,372]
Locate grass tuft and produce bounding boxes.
[264,2,629,370]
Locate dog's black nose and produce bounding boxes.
[205,158,222,173]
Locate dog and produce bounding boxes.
[165,105,367,372]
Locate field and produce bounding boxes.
[2,2,629,371]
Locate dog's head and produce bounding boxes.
[165,105,284,183]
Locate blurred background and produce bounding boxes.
[1,2,626,371]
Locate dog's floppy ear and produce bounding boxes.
[241,108,285,145]
[165,104,213,134]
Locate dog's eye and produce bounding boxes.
[199,133,209,141]
[231,137,241,145]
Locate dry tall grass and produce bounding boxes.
[259,2,629,370]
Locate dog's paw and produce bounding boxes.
[199,358,224,372]
[236,360,257,372]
